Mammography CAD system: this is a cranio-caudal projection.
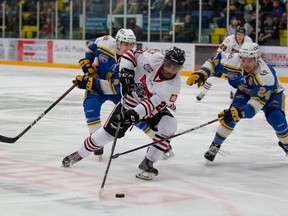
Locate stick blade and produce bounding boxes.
[99,188,105,197]
[0,135,18,144]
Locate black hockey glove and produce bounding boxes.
[218,106,244,123]
[114,109,140,125]
[79,58,97,76]
[73,75,87,89]
[119,68,135,96]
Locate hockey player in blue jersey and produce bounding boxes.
[76,29,137,159]
[186,42,288,162]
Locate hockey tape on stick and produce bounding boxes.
[112,118,220,159]
[0,83,77,144]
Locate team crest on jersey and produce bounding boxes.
[169,94,178,103]
[228,53,234,58]
[99,53,108,63]
[227,72,238,80]
[225,38,231,43]
[143,64,154,73]
[260,70,268,75]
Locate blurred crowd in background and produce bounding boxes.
[0,0,287,46]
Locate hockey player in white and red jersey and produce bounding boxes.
[196,26,253,101]
[62,47,186,180]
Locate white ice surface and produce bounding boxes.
[0,65,288,216]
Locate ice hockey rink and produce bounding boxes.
[0,64,288,216]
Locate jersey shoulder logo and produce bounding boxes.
[143,64,154,73]
[99,53,108,63]
[228,53,234,58]
[260,70,268,75]
[169,94,178,103]
[225,38,231,43]
[227,72,239,80]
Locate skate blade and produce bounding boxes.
[135,171,155,181]
[62,164,70,168]
[97,155,103,162]
[162,151,175,160]
[204,159,213,166]
[62,159,71,168]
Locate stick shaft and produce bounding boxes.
[112,118,219,159]
[0,83,77,144]
[100,122,121,192]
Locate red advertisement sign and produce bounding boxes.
[18,40,53,63]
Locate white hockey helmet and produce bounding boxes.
[239,42,260,60]
[115,28,136,44]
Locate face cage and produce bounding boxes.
[163,59,184,70]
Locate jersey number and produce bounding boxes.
[257,87,271,100]
[219,44,227,52]
[156,101,166,112]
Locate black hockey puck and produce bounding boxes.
[115,193,125,198]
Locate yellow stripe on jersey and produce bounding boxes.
[250,96,265,106]
[252,73,263,85]
[99,80,117,95]
[221,63,242,72]
[86,49,96,56]
[86,41,94,47]
[110,80,117,94]
[97,45,116,59]
[202,59,215,74]
[248,97,262,115]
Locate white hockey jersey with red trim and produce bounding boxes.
[217,35,253,53]
[119,49,181,119]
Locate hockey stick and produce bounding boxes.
[112,118,220,159]
[0,83,77,144]
[99,122,121,196]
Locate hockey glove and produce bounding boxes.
[114,109,140,125]
[119,68,135,96]
[186,70,208,87]
[218,106,244,123]
[79,58,97,76]
[73,75,87,89]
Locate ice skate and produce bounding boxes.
[94,146,104,161]
[204,142,221,162]
[278,141,288,156]
[62,151,83,168]
[136,157,158,180]
[162,145,175,160]
[196,92,205,101]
